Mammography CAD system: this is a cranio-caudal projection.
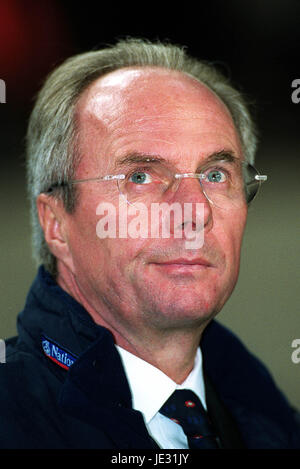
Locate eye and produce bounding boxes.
[205,169,227,183]
[128,171,153,184]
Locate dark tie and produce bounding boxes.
[159,389,221,449]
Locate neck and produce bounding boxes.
[56,261,207,384]
[118,333,203,384]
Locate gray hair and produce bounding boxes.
[26,38,258,276]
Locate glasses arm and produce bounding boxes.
[255,175,268,182]
[68,174,126,185]
[45,174,126,193]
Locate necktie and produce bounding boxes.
[159,389,221,449]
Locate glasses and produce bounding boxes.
[46,157,267,210]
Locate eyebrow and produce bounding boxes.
[205,150,237,164]
[113,150,238,171]
[113,153,167,170]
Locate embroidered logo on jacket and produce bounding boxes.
[41,336,77,370]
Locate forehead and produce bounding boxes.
[77,66,232,119]
[74,67,241,169]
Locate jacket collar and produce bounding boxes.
[16,266,159,448]
[17,266,130,394]
[17,265,100,358]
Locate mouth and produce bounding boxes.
[149,257,213,274]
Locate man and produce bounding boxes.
[0,38,299,449]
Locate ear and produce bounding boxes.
[36,193,75,272]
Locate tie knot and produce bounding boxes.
[160,389,207,422]
[159,389,220,449]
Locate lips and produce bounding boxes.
[153,257,212,267]
[149,257,213,275]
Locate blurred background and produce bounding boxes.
[0,0,299,408]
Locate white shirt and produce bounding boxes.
[116,345,206,449]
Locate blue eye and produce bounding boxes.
[206,170,227,183]
[129,172,152,184]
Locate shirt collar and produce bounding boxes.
[116,345,206,424]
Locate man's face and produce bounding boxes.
[63,67,247,335]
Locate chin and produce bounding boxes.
[141,293,220,331]
[135,267,234,327]
[146,309,216,332]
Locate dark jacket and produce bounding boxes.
[0,266,299,449]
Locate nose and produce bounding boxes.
[169,176,213,237]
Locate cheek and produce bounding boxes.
[215,209,247,268]
[104,237,148,277]
[65,200,107,275]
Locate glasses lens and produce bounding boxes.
[200,161,264,208]
[117,164,175,207]
[198,160,245,209]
